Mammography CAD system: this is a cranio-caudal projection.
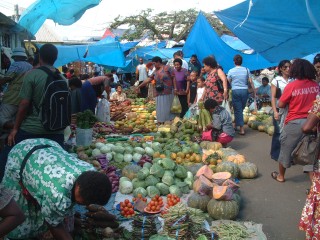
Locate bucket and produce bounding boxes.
[76,128,93,146]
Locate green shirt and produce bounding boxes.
[19,66,64,134]
[2,138,94,239]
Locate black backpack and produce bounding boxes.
[36,66,71,131]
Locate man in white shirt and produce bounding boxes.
[136,58,148,97]
[167,51,188,70]
[111,69,119,83]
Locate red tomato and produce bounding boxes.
[129,208,134,214]
[121,210,125,216]
[127,203,133,208]
[124,199,130,204]
[151,206,156,211]
[156,206,160,211]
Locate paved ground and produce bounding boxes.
[228,127,309,240]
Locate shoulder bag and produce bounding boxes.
[275,80,282,99]
[291,125,320,166]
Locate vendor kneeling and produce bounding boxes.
[203,99,235,147]
[110,84,126,102]
[2,138,112,240]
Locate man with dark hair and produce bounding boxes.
[0,44,66,181]
[0,47,33,132]
[188,54,201,75]
[2,138,112,239]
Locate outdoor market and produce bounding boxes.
[0,0,320,240]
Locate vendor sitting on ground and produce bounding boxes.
[2,138,112,240]
[204,98,235,147]
[110,84,126,102]
[247,77,271,109]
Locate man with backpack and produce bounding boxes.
[0,44,70,181]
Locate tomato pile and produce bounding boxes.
[145,195,163,212]
[132,193,147,203]
[166,194,180,208]
[120,199,135,217]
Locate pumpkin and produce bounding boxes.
[232,193,241,206]
[238,162,258,179]
[251,121,262,130]
[258,125,265,132]
[196,165,213,179]
[193,175,213,196]
[216,162,239,178]
[248,115,257,122]
[226,154,246,164]
[212,172,232,185]
[187,192,211,212]
[267,126,274,136]
[212,185,233,201]
[247,120,253,128]
[207,198,239,220]
[122,164,142,180]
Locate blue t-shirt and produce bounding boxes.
[227,66,250,90]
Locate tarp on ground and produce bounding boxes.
[221,34,251,51]
[19,0,100,35]
[183,12,276,72]
[215,0,320,62]
[47,42,125,68]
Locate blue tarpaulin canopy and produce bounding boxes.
[221,34,251,51]
[182,12,276,72]
[215,0,320,62]
[19,0,101,35]
[47,42,125,68]
[129,46,181,61]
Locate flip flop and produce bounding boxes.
[271,171,285,182]
[238,132,245,135]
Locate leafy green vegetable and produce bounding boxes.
[132,178,146,189]
[146,186,160,198]
[156,183,170,195]
[150,163,165,178]
[169,185,182,197]
[137,167,150,180]
[159,158,175,170]
[133,187,147,198]
[145,175,160,187]
[174,165,188,179]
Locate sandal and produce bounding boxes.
[271,171,285,182]
[238,132,245,135]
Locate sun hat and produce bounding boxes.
[12,47,27,58]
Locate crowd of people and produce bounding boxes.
[0,41,319,238]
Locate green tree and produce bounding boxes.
[109,9,231,42]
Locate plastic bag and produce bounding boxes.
[221,100,231,116]
[170,95,182,114]
[184,103,198,119]
[96,98,110,122]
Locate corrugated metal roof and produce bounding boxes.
[35,23,62,43]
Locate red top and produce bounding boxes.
[280,79,319,124]
[151,65,174,97]
[203,69,224,103]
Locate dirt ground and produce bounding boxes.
[229,127,309,240]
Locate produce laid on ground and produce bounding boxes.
[110,99,132,121]
[71,106,263,239]
[244,107,274,136]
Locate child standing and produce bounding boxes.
[188,71,198,106]
[195,76,205,104]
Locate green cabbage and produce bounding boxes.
[156,183,170,195]
[150,163,165,178]
[132,153,142,162]
[145,175,160,187]
[143,162,152,169]
[134,147,145,155]
[132,178,146,189]
[169,185,182,197]
[114,153,124,162]
[174,165,187,179]
[113,146,125,154]
[137,168,150,180]
[124,146,134,154]
[133,187,147,198]
[159,158,175,170]
[123,153,133,162]
[176,182,190,194]
[147,186,160,198]
[145,147,154,156]
[162,172,174,186]
[119,180,133,194]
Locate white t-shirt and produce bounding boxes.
[270,76,293,106]
[181,59,188,70]
[136,64,148,81]
[196,87,205,103]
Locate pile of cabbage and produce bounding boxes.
[119,158,194,198]
[92,141,157,163]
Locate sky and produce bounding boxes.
[0,0,244,40]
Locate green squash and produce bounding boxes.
[216,162,239,178]
[238,162,258,179]
[187,192,211,212]
[207,198,239,220]
[232,193,241,206]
